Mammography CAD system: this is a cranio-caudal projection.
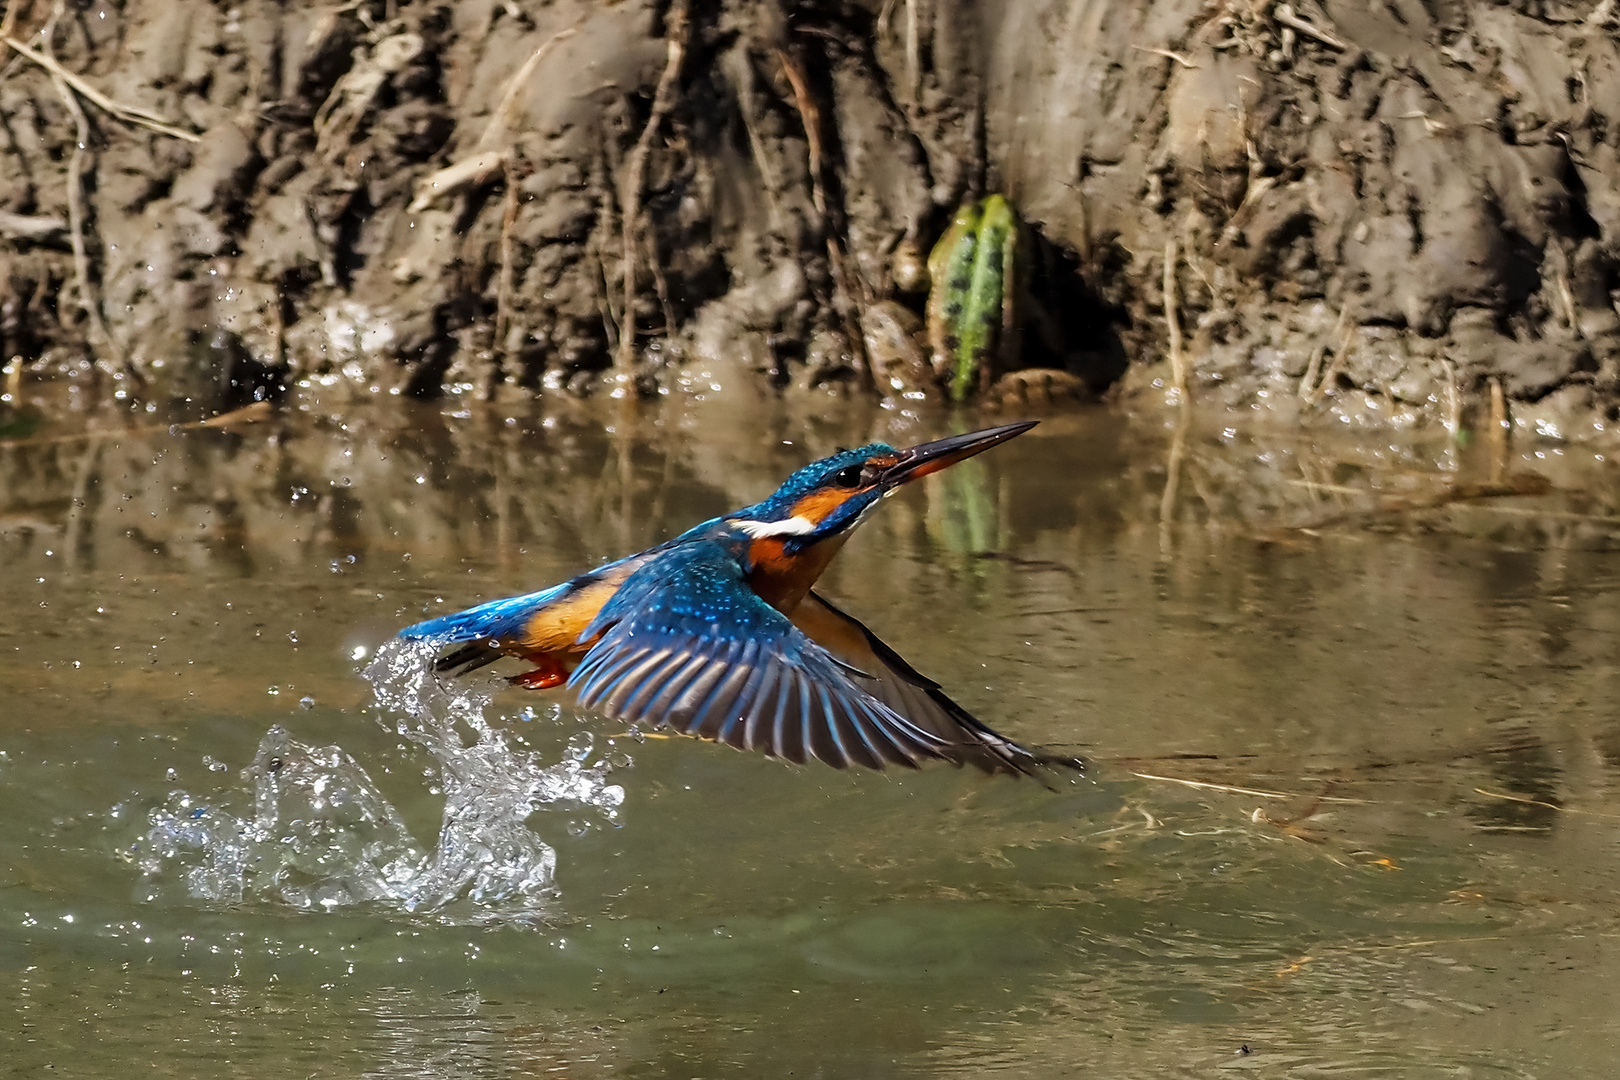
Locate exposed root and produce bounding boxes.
[2,36,198,143]
[616,0,690,381]
[1272,3,1346,51]
[494,156,520,374]
[777,43,873,387]
[1163,238,1185,393]
[1131,44,1198,68]
[49,69,120,377]
[479,22,580,150]
[409,150,507,213]
[407,23,579,213]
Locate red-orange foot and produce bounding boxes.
[510,658,568,690]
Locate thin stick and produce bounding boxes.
[1273,4,1347,51]
[904,0,920,103]
[1132,771,1365,803]
[477,23,579,150]
[1303,304,1355,405]
[4,36,199,142]
[0,400,272,450]
[1297,341,1326,400]
[494,156,520,372]
[50,70,117,372]
[1163,238,1185,392]
[646,228,676,339]
[778,44,875,384]
[1132,44,1198,68]
[776,47,825,216]
[617,0,689,379]
[1474,787,1620,819]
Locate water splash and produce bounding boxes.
[135,640,626,921]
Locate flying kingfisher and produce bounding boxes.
[397,421,1080,778]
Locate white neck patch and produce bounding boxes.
[734,515,816,539]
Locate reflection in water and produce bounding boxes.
[6,392,1620,1076]
[359,987,619,1080]
[137,640,624,919]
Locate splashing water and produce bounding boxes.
[135,640,626,921]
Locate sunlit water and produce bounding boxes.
[4,389,1620,1076]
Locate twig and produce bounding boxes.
[408,149,507,213]
[1163,238,1185,392]
[645,228,676,339]
[904,0,920,103]
[1297,341,1326,400]
[1132,44,1198,69]
[777,45,873,387]
[405,22,578,213]
[776,47,825,216]
[617,0,689,380]
[1302,304,1355,404]
[0,211,68,242]
[1474,787,1620,819]
[494,156,520,371]
[50,70,118,373]
[589,144,622,354]
[477,23,580,150]
[0,400,272,451]
[1132,771,1364,803]
[1272,4,1346,51]
[3,36,200,142]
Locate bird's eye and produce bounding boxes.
[832,465,862,488]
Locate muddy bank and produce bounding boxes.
[1,1,1618,435]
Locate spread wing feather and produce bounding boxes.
[568,540,948,769]
[792,591,1085,779]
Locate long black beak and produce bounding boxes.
[879,421,1038,488]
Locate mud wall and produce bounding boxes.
[2,0,1618,432]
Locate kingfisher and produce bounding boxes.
[397,421,1080,778]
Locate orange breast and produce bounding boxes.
[748,533,849,616]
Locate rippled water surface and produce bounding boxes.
[4,390,1620,1077]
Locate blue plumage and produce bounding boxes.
[390,421,1083,777]
[398,582,574,645]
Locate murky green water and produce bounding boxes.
[5,390,1620,1076]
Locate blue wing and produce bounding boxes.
[793,592,1085,778]
[567,539,951,770]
